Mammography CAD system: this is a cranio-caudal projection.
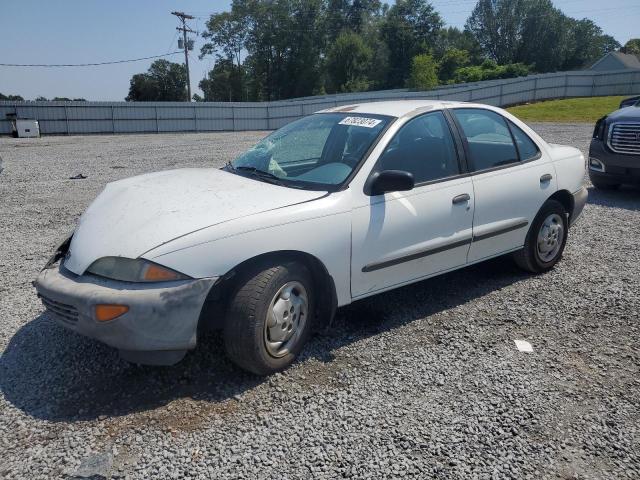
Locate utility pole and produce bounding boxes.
[171,11,195,102]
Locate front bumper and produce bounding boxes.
[589,139,640,185]
[570,186,588,227]
[34,263,217,364]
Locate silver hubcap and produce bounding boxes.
[537,213,564,262]
[264,281,308,358]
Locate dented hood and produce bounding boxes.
[65,168,325,275]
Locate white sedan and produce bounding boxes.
[35,101,587,374]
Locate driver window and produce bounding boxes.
[377,111,460,184]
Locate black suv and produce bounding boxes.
[589,96,640,189]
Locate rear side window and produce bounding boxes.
[509,121,539,161]
[453,109,518,171]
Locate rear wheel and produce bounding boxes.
[223,261,314,375]
[513,199,568,273]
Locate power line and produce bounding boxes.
[0,51,182,68]
[166,30,180,54]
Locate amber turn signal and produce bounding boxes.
[95,304,129,322]
[143,263,183,282]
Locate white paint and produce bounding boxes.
[64,168,324,276]
[514,340,534,352]
[67,101,586,309]
[351,176,474,297]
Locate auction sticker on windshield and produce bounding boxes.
[338,117,383,128]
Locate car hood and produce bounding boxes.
[607,106,640,121]
[65,168,326,275]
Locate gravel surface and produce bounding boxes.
[1,125,639,479]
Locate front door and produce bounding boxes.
[351,111,475,298]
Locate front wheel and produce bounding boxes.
[223,261,314,375]
[513,199,568,273]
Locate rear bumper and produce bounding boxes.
[570,186,588,227]
[34,263,217,364]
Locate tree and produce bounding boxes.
[347,0,383,33]
[202,0,325,101]
[466,0,621,72]
[438,48,470,82]
[622,39,640,55]
[563,19,620,70]
[200,10,248,70]
[199,59,247,101]
[326,31,373,92]
[466,0,527,64]
[0,93,24,101]
[322,0,382,39]
[193,0,619,101]
[453,59,529,83]
[381,0,444,88]
[367,35,391,90]
[407,54,438,90]
[125,60,187,101]
[435,27,483,65]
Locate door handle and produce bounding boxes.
[540,173,553,183]
[452,193,471,204]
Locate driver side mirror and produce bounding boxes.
[367,170,415,196]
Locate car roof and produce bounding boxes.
[318,100,488,118]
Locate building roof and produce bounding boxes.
[590,51,640,70]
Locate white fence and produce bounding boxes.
[2,69,639,135]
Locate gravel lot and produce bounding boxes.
[1,124,639,479]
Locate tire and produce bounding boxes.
[513,199,568,273]
[590,178,620,190]
[223,261,314,375]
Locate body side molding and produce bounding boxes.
[362,237,472,273]
[472,219,529,242]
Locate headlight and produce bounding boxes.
[86,257,190,283]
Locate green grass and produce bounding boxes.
[506,96,626,123]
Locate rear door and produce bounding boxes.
[450,108,557,262]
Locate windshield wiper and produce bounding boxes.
[230,165,321,190]
[234,166,285,184]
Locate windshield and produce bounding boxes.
[229,113,391,190]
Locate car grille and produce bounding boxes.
[609,123,640,155]
[39,294,79,325]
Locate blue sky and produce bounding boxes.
[1,0,638,101]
